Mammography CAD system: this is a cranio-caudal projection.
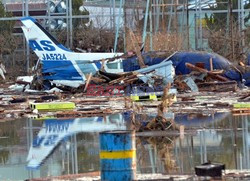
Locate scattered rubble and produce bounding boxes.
[0,51,250,127]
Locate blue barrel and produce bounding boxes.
[99,130,136,181]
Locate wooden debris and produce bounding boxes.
[174,75,190,91]
[185,63,228,82]
[238,93,250,102]
[209,58,213,71]
[108,72,139,85]
[129,30,146,68]
[143,115,173,131]
[9,97,27,103]
[138,83,177,132]
[197,81,237,92]
[158,83,173,115]
[56,109,114,118]
[84,73,93,92]
[232,108,250,115]
[90,77,106,84]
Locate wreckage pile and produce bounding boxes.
[174,62,238,92]
[1,51,250,123]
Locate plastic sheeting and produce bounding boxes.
[169,52,242,82]
[122,51,243,82]
[122,52,165,72]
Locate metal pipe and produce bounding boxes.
[199,0,203,50]
[186,0,190,50]
[142,0,150,48]
[113,0,116,32]
[229,0,235,61]
[109,0,112,29]
[2,9,250,21]
[155,0,160,33]
[25,0,29,73]
[238,0,241,33]
[66,0,69,48]
[114,0,123,52]
[69,0,73,49]
[241,0,245,50]
[149,7,153,51]
[71,136,75,174]
[74,134,78,174]
[123,0,127,52]
[167,0,174,33]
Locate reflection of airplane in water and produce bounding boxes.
[26,114,126,169]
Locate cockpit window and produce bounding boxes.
[106,62,118,69]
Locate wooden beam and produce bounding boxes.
[129,30,146,68]
[185,63,228,82]
[84,73,93,92]
[209,58,213,71]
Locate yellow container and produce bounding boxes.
[30,102,75,111]
[233,103,250,108]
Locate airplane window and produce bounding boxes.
[120,62,123,69]
[108,114,121,122]
[106,63,118,69]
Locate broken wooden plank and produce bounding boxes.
[129,30,146,68]
[84,73,93,92]
[210,58,213,71]
[232,108,250,115]
[197,81,237,92]
[185,63,228,82]
[108,72,138,85]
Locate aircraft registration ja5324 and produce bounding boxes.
[21,16,124,88]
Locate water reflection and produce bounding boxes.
[0,113,249,180]
[136,114,250,175]
[27,114,127,169]
[174,112,230,127]
[137,136,178,174]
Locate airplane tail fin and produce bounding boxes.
[21,17,72,60]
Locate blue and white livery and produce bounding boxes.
[21,17,123,88]
[26,114,126,169]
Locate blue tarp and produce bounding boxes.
[123,51,242,82]
[122,52,165,72]
[169,52,242,81]
[243,73,250,86]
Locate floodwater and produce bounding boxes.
[0,112,249,180]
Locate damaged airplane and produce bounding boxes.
[20,16,244,92]
[21,17,124,88]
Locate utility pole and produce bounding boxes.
[123,0,127,52]
[66,0,69,48]
[174,0,178,46]
[113,0,116,32]
[199,0,202,50]
[229,0,235,61]
[142,0,150,49]
[114,0,123,52]
[174,0,178,36]
[69,0,73,49]
[240,0,245,54]
[186,0,189,50]
[25,0,30,73]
